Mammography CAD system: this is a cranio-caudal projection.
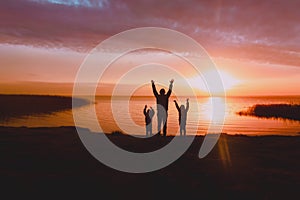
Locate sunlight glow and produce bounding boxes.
[188,69,241,95]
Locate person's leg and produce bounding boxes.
[149,123,152,136]
[146,125,149,137]
[180,123,183,136]
[157,113,162,135]
[163,113,168,137]
[183,125,186,136]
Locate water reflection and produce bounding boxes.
[1,96,300,136]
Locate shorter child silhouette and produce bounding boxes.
[143,105,155,136]
[174,98,189,136]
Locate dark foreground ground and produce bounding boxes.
[0,126,299,199]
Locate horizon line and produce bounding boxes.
[1,93,300,98]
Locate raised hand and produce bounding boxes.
[173,100,177,103]
[145,105,147,108]
[151,80,154,84]
[170,79,174,84]
[186,98,189,102]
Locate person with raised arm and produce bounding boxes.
[143,105,155,136]
[151,79,174,137]
[174,98,189,136]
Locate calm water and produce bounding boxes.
[1,96,300,136]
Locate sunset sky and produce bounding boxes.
[0,0,299,96]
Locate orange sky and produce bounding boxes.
[0,0,299,96]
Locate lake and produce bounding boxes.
[1,96,300,136]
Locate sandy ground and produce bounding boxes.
[0,126,299,199]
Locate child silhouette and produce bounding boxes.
[174,98,189,136]
[143,105,155,136]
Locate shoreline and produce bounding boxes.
[0,94,88,122]
[1,125,300,137]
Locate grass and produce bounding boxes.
[237,104,300,121]
[0,94,88,121]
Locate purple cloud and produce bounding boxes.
[0,0,300,66]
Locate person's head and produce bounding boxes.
[180,105,185,112]
[146,109,150,114]
[159,88,165,95]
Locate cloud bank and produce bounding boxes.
[0,0,300,66]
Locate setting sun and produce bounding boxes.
[187,69,241,96]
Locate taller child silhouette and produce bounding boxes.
[151,79,174,136]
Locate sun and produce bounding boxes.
[187,70,241,95]
[215,70,241,91]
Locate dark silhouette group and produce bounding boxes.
[143,79,189,137]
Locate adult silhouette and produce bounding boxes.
[151,79,174,136]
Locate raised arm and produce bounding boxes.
[166,79,174,97]
[150,107,155,117]
[151,80,158,98]
[186,98,189,112]
[143,105,147,115]
[174,100,180,112]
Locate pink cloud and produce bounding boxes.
[0,0,300,67]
